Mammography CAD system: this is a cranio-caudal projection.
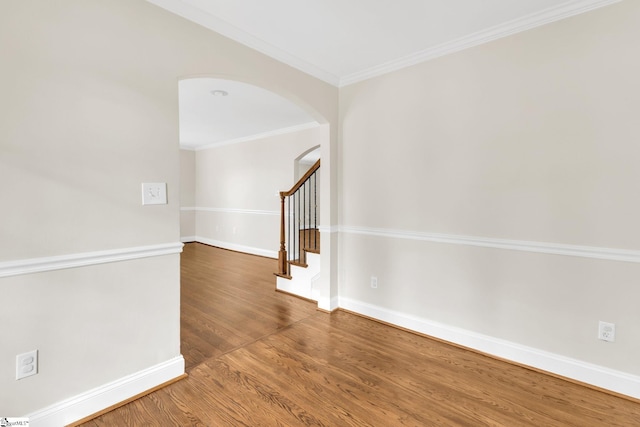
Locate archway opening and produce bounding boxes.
[177,76,332,308]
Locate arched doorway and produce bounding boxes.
[177,76,334,310]
[295,145,321,181]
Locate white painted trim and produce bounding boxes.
[341,226,640,263]
[27,356,185,427]
[147,0,622,88]
[146,0,340,86]
[194,236,277,258]
[339,297,640,399]
[276,252,320,301]
[318,296,340,312]
[339,0,623,86]
[318,225,339,234]
[181,122,320,151]
[187,207,279,216]
[181,235,197,243]
[0,243,184,278]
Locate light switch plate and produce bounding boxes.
[142,183,167,205]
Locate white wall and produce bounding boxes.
[338,0,640,397]
[0,0,337,422]
[6,0,635,419]
[180,149,196,240]
[189,126,324,257]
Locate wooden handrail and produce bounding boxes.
[278,193,287,276]
[277,159,320,277]
[280,159,320,198]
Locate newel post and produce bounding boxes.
[278,193,288,276]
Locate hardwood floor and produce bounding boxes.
[80,242,640,426]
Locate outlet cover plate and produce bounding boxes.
[598,321,615,342]
[16,350,38,380]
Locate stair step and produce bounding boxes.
[276,251,320,300]
[297,228,320,264]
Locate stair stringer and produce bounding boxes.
[276,252,320,301]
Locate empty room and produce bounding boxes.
[2,0,640,425]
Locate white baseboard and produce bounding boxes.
[28,356,185,427]
[318,296,340,312]
[191,236,277,259]
[181,235,197,243]
[339,297,640,400]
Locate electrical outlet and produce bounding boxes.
[598,321,615,342]
[371,276,378,289]
[16,350,38,380]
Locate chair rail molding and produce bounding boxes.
[0,243,184,278]
[340,225,640,263]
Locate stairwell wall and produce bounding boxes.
[180,149,196,239]
[188,126,325,257]
[180,149,196,240]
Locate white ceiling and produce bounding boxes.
[149,0,620,87]
[179,78,318,150]
[165,0,620,148]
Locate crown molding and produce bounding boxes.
[339,0,623,86]
[148,0,622,89]
[146,0,340,86]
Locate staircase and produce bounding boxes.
[276,251,321,300]
[291,228,320,267]
[275,160,320,301]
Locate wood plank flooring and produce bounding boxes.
[80,242,640,426]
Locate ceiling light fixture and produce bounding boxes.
[210,90,229,97]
